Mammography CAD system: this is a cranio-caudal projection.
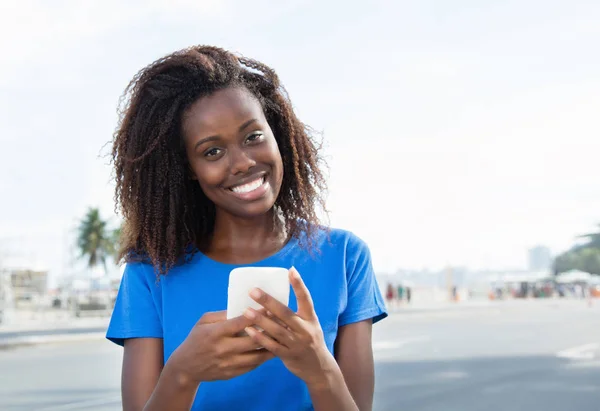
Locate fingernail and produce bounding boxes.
[245,327,256,336]
[250,288,262,299]
[290,266,300,279]
[244,308,256,319]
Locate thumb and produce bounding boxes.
[289,267,316,320]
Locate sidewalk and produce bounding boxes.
[386,296,597,315]
[387,299,496,314]
[0,309,109,349]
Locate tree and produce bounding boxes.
[580,224,600,250]
[578,248,600,275]
[76,208,118,276]
[553,251,578,275]
[553,223,600,276]
[108,225,122,262]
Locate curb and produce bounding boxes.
[387,302,496,315]
[386,299,593,315]
[0,332,106,350]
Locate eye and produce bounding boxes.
[204,147,223,158]
[245,131,264,144]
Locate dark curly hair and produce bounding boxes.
[111,45,328,275]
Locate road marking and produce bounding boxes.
[556,343,599,360]
[373,335,431,350]
[34,395,121,411]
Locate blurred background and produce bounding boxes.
[0,1,599,410]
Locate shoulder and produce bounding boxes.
[120,259,158,288]
[313,226,370,254]
[123,246,198,278]
[324,227,368,248]
[302,226,371,267]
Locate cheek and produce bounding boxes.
[266,139,284,177]
[191,162,225,188]
[275,153,284,181]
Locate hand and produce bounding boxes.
[243,267,337,388]
[169,311,274,385]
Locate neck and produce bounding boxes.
[208,208,285,254]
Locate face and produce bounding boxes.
[182,87,284,220]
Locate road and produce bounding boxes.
[0,299,598,411]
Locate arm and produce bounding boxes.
[307,320,374,411]
[334,320,375,410]
[122,338,198,411]
[306,359,358,411]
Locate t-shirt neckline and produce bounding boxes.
[193,235,299,268]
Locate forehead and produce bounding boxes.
[182,87,265,138]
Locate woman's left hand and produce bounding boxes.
[243,267,336,388]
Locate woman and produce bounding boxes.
[107,45,387,411]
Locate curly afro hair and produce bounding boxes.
[111,45,328,275]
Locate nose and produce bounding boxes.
[229,146,256,175]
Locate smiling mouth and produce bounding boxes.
[229,176,266,194]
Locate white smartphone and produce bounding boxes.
[226,267,290,319]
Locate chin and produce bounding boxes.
[228,196,278,219]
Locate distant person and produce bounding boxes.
[397,284,404,303]
[105,46,387,411]
[406,287,412,304]
[386,283,395,306]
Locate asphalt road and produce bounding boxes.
[0,299,598,411]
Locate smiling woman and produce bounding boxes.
[106,45,387,411]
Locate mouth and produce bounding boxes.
[226,174,270,201]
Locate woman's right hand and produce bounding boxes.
[167,311,273,385]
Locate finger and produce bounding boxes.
[225,334,265,353]
[289,267,316,320]
[249,288,302,332]
[201,309,268,326]
[232,349,275,371]
[218,314,255,336]
[244,308,295,348]
[245,326,287,357]
[198,310,227,324]
[266,310,290,329]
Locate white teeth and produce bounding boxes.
[231,177,264,194]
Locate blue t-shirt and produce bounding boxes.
[106,227,387,411]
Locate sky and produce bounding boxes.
[1,0,599,285]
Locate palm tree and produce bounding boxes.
[77,208,113,276]
[108,224,122,262]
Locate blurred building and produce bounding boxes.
[528,245,552,271]
[10,268,48,307]
[0,269,15,323]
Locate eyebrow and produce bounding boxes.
[194,118,259,150]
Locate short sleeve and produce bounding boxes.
[106,262,163,346]
[338,234,388,327]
